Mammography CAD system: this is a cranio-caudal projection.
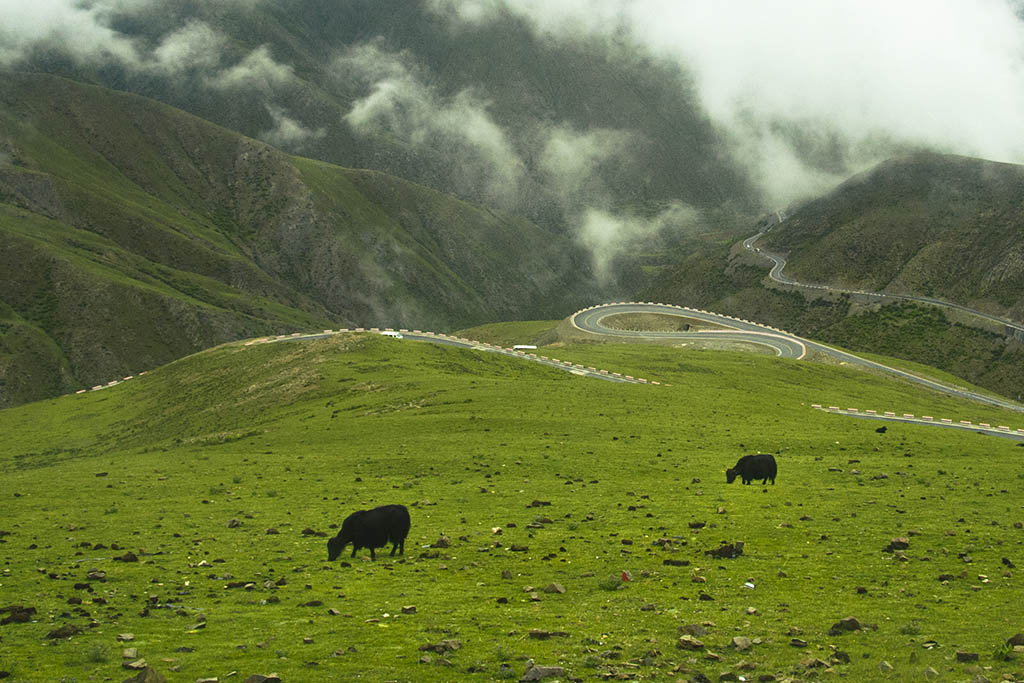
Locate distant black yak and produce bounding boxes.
[327,504,411,561]
[726,454,777,485]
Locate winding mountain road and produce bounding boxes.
[570,302,1023,413]
[743,232,1024,339]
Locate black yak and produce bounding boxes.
[726,454,777,485]
[327,504,411,561]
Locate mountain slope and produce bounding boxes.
[10,0,759,223]
[0,72,598,407]
[643,154,1024,401]
[762,153,1024,321]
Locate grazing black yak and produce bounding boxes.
[726,454,777,485]
[327,504,411,561]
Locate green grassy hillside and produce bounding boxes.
[0,72,598,407]
[2,333,1023,681]
[762,153,1024,321]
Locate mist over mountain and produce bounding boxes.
[0,72,597,407]
[1,0,762,278]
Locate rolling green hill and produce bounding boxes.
[0,72,598,407]
[2,332,1023,680]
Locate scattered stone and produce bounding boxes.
[924,667,940,679]
[114,552,139,563]
[543,583,566,594]
[265,528,279,535]
[526,500,552,508]
[121,667,167,683]
[801,658,828,669]
[731,636,752,651]
[677,635,704,650]
[688,521,706,529]
[719,673,739,682]
[509,545,529,552]
[401,605,417,614]
[528,629,570,639]
[419,639,462,654]
[789,639,808,648]
[706,542,743,559]
[885,538,910,553]
[878,661,894,672]
[1007,633,1024,646]
[679,624,708,637]
[956,651,979,662]
[123,648,138,659]
[520,661,565,681]
[122,659,147,671]
[0,605,36,625]
[432,536,452,548]
[830,617,862,633]
[117,633,135,642]
[244,676,282,683]
[663,558,690,567]
[46,624,83,639]
[227,519,241,528]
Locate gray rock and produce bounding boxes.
[731,636,752,651]
[677,635,704,650]
[520,663,566,681]
[543,583,566,594]
[679,623,708,637]
[244,675,282,683]
[121,667,167,683]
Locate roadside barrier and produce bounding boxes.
[812,405,1023,440]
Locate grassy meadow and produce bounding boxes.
[2,331,1024,681]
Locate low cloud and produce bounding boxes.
[259,105,326,149]
[208,45,296,93]
[580,202,700,281]
[150,20,226,74]
[338,42,526,205]
[431,0,1024,207]
[538,126,635,209]
[0,2,139,66]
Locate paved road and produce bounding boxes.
[743,232,1024,338]
[572,302,807,358]
[814,406,1024,442]
[570,302,1023,413]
